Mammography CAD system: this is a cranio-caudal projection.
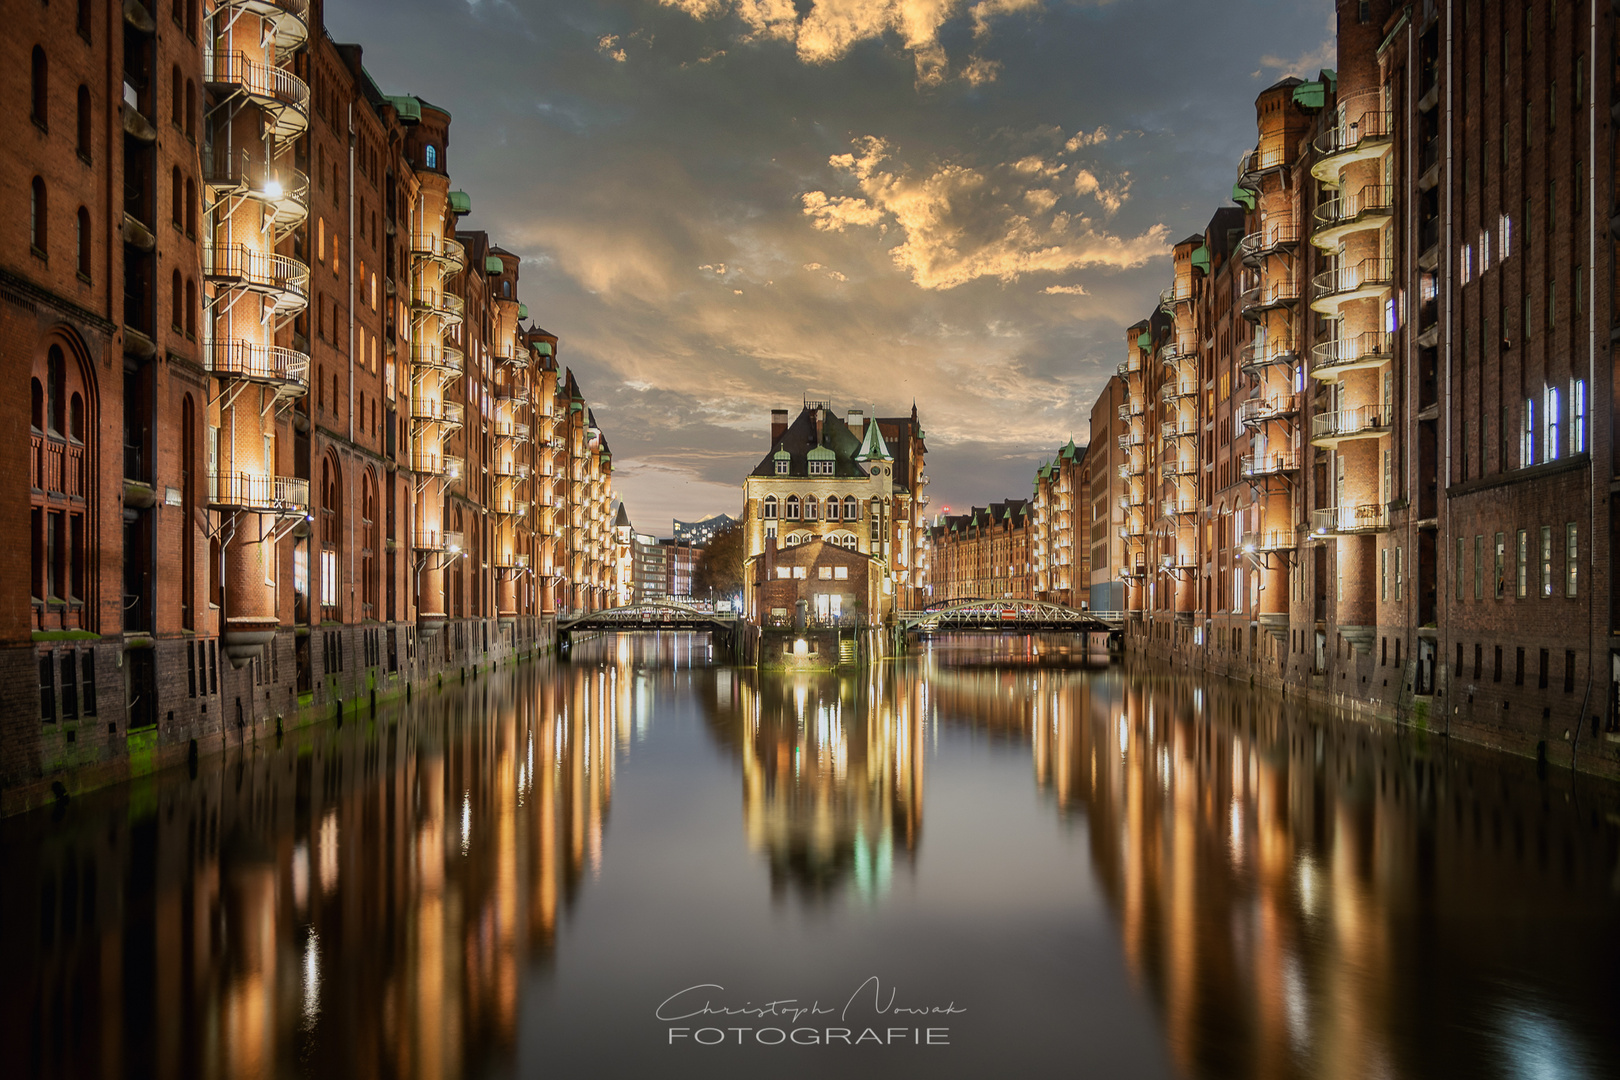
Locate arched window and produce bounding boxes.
[185,178,197,235]
[75,208,90,279]
[185,279,197,338]
[761,495,777,520]
[31,47,47,130]
[825,497,840,521]
[784,495,800,520]
[803,496,819,521]
[843,496,858,521]
[171,270,183,332]
[181,394,196,629]
[31,380,44,431]
[425,144,437,169]
[171,166,183,226]
[185,79,196,138]
[171,65,183,127]
[77,0,91,40]
[319,455,341,611]
[76,86,90,159]
[361,471,378,614]
[31,338,97,631]
[70,394,83,442]
[31,178,47,254]
[502,280,511,297]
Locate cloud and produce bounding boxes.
[1072,167,1131,214]
[803,136,1165,289]
[1258,38,1335,78]
[597,33,627,62]
[1041,283,1088,295]
[656,0,1044,87]
[1063,125,1110,152]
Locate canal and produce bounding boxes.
[4,633,1619,1080]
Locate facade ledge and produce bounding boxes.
[1445,453,1590,500]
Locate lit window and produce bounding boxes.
[1545,386,1560,461]
[762,495,777,520]
[1521,397,1535,466]
[1566,523,1578,596]
[792,566,807,579]
[1570,378,1587,453]
[818,566,832,580]
[776,566,791,579]
[834,566,848,580]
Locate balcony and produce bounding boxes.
[1236,144,1289,190]
[1311,503,1389,536]
[491,495,530,517]
[1311,185,1394,249]
[1161,496,1198,518]
[494,552,531,571]
[410,397,464,429]
[1241,528,1296,553]
[1309,101,1394,183]
[1236,222,1301,266]
[408,233,468,273]
[494,420,530,442]
[1116,353,1142,379]
[204,51,309,139]
[409,284,465,326]
[1159,378,1197,403]
[414,528,466,554]
[1310,257,1393,316]
[1162,458,1196,479]
[201,148,309,228]
[203,244,309,311]
[1236,394,1298,428]
[1161,418,1198,440]
[1309,331,1393,381]
[1158,282,1196,314]
[214,0,311,53]
[205,338,309,392]
[1240,280,1301,320]
[207,472,308,514]
[1240,450,1301,479]
[409,449,464,479]
[493,345,525,369]
[494,383,531,407]
[1310,403,1394,446]
[1239,337,1298,375]
[409,342,465,375]
[494,460,532,481]
[1116,463,1132,481]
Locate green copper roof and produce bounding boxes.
[855,417,892,462]
[1060,437,1079,461]
[518,303,529,320]
[807,445,835,460]
[1232,184,1256,210]
[448,190,472,215]
[385,96,422,123]
[772,448,790,460]
[1136,332,1151,348]
[1292,80,1327,110]
[1190,245,1210,275]
[534,341,552,356]
[485,255,505,274]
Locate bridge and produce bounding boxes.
[557,601,741,655]
[897,600,1124,636]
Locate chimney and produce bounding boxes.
[847,409,865,437]
[770,409,789,443]
[815,408,825,445]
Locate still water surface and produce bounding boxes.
[4,633,1619,1079]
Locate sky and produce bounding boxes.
[327,0,1336,536]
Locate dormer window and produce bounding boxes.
[809,459,834,476]
[775,458,789,475]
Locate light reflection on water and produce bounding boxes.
[1,631,1617,1080]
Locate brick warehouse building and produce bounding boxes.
[1097,0,1618,775]
[927,499,1035,604]
[0,0,622,814]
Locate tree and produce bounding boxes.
[693,520,744,601]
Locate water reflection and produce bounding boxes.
[2,634,1617,1080]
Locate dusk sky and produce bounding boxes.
[328,0,1336,535]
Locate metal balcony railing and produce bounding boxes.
[1159,282,1195,312]
[1236,394,1299,427]
[1117,353,1143,379]
[1312,403,1394,442]
[409,343,464,374]
[1240,337,1297,372]
[1312,101,1394,161]
[1161,496,1198,518]
[204,51,309,138]
[1240,279,1302,315]
[1241,528,1296,552]
[1159,378,1198,403]
[1240,450,1301,478]
[493,420,530,442]
[1311,504,1389,535]
[213,0,310,52]
[1312,184,1394,236]
[1236,221,1301,264]
[1236,144,1289,188]
[1312,258,1394,302]
[205,338,309,387]
[1310,331,1393,376]
[203,243,309,305]
[206,472,308,512]
[494,460,531,480]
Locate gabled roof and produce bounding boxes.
[748,405,869,479]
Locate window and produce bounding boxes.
[1473,535,1483,599]
[1565,523,1578,596]
[1455,537,1465,600]
[425,144,437,170]
[171,271,183,332]
[75,208,90,280]
[31,46,46,130]
[824,497,840,521]
[775,566,791,580]
[1380,548,1388,602]
[1541,525,1553,597]
[1571,379,1587,453]
[818,566,832,580]
[172,166,184,226]
[1516,530,1528,597]
[762,495,777,520]
[843,496,858,521]
[803,497,818,521]
[31,178,47,256]
[774,457,788,475]
[1538,649,1549,690]
[185,279,196,338]
[186,178,197,235]
[186,79,196,139]
[76,85,90,159]
[784,495,800,520]
[1521,397,1534,467]
[1395,546,1403,601]
[1494,534,1505,599]
[1545,386,1560,460]
[172,65,183,128]
[792,566,807,579]
[78,0,92,40]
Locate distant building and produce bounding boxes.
[661,538,701,601]
[1031,439,1090,608]
[631,532,668,603]
[927,500,1034,604]
[674,515,738,546]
